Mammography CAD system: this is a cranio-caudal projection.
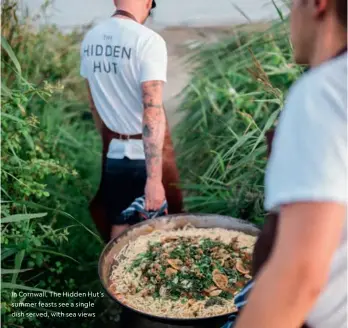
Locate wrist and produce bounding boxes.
[146,176,162,183]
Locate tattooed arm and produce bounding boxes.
[142,80,166,210]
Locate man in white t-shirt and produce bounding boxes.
[80,0,182,241]
[233,0,347,328]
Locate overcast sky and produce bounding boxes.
[20,0,287,30]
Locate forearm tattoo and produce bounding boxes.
[142,81,165,180]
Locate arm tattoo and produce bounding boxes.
[143,124,151,138]
[142,80,165,180]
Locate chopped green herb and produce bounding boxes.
[220,291,233,300]
[128,235,251,302]
[205,298,225,308]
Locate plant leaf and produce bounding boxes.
[1,213,47,224]
[1,282,54,294]
[31,248,80,264]
[1,268,32,275]
[11,250,25,285]
[1,36,22,74]
[272,0,285,21]
[1,248,17,261]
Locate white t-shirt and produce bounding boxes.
[80,18,168,159]
[265,52,347,328]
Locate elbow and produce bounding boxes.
[143,105,165,116]
[273,256,330,302]
[142,107,166,128]
[301,269,327,303]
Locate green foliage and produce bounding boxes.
[128,237,250,305]
[0,1,302,326]
[174,21,302,222]
[1,1,105,327]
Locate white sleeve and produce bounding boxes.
[265,77,347,212]
[80,41,88,79]
[139,34,167,83]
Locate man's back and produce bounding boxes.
[80,17,167,136]
[83,0,181,250]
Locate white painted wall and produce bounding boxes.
[20,0,287,30]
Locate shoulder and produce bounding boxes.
[138,27,166,47]
[137,28,167,60]
[265,57,348,210]
[283,55,347,125]
[81,20,109,45]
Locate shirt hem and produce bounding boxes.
[265,191,348,212]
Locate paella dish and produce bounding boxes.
[109,225,256,318]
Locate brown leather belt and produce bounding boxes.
[89,119,184,243]
[112,132,142,140]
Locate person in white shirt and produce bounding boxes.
[232,0,347,328]
[80,0,183,242]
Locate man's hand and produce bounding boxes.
[141,80,166,209]
[110,224,130,240]
[144,177,166,211]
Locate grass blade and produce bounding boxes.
[1,35,22,74]
[2,282,55,294]
[1,248,17,260]
[11,250,25,285]
[1,268,32,275]
[14,201,102,242]
[1,213,47,224]
[272,0,285,21]
[31,248,80,264]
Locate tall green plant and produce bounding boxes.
[1,2,106,326]
[175,21,302,222]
